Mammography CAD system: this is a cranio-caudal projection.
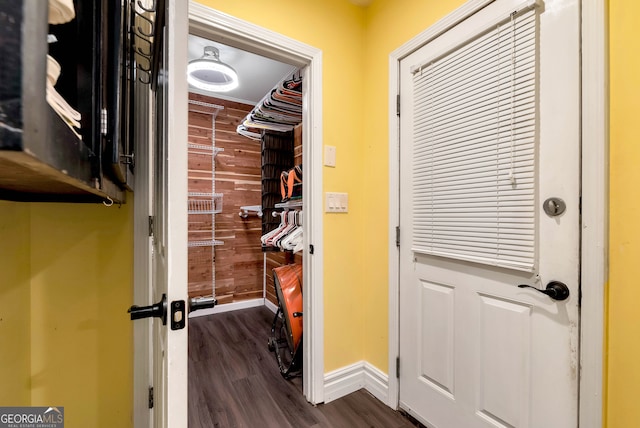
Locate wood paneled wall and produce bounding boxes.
[188,93,263,304]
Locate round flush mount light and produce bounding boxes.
[187,46,239,92]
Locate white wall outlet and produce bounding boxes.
[325,192,348,213]
[324,145,336,167]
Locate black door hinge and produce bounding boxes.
[396,357,400,378]
[396,226,400,247]
[396,94,400,117]
[148,386,154,409]
[309,244,314,255]
[148,216,154,237]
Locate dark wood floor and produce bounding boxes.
[188,306,418,427]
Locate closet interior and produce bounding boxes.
[186,34,305,381]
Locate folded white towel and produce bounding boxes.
[47,54,61,86]
[49,0,75,25]
[46,55,82,138]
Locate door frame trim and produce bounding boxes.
[387,1,607,425]
[387,1,494,409]
[578,1,608,426]
[132,76,154,428]
[188,1,325,404]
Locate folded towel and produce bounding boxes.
[49,0,75,25]
[46,55,82,138]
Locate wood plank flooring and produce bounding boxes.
[188,306,419,427]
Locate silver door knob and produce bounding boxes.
[543,197,566,216]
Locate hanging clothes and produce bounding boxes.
[236,71,302,138]
[261,210,303,253]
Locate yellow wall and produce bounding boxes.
[2,0,636,425]
[361,0,467,371]
[0,202,133,427]
[0,202,32,405]
[196,0,369,371]
[196,0,467,374]
[608,0,640,426]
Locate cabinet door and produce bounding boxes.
[103,0,135,189]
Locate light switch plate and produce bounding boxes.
[324,145,336,167]
[325,192,348,213]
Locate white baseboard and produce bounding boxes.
[264,298,279,314]
[324,362,366,403]
[188,298,265,318]
[363,363,389,405]
[323,361,389,405]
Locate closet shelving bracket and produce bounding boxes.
[188,240,224,247]
[187,144,223,156]
[274,200,302,209]
[239,205,263,218]
[188,192,223,214]
[272,200,302,216]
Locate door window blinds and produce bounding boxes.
[411,7,538,271]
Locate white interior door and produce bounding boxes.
[398,1,580,427]
[152,0,189,426]
[132,0,189,427]
[132,70,153,428]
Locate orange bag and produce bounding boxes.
[279,165,302,202]
[273,263,303,354]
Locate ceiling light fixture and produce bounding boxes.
[187,46,239,92]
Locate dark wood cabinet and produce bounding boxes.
[0,0,132,203]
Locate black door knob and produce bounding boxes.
[517,281,570,301]
[128,294,167,325]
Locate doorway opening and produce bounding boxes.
[187,2,325,405]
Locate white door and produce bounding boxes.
[132,0,189,427]
[398,1,580,427]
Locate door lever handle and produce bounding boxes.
[518,281,570,301]
[128,294,167,324]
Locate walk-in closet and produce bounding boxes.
[185,33,306,424]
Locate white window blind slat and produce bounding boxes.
[414,72,536,124]
[413,24,536,99]
[427,229,534,240]
[414,117,536,152]
[411,10,537,74]
[415,102,536,143]
[414,130,536,161]
[413,14,536,91]
[416,48,536,108]
[424,172,536,189]
[414,203,535,212]
[411,7,538,271]
[416,80,537,123]
[423,148,535,172]
[426,159,536,179]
